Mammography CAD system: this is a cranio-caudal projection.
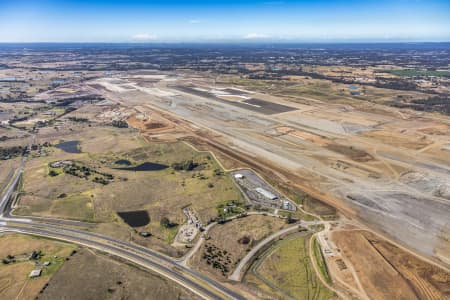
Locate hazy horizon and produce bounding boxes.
[1,0,449,43]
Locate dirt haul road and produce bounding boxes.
[91,75,450,270]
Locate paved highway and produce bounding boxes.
[0,224,234,300]
[229,220,319,281]
[0,157,244,300]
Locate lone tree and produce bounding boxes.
[160,217,177,228]
[286,213,296,224]
[48,169,58,177]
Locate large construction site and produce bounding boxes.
[1,44,450,299]
[89,72,450,273]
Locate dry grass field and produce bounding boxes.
[0,234,76,300]
[225,75,429,107]
[0,158,20,192]
[191,215,286,279]
[40,248,200,300]
[16,123,242,256]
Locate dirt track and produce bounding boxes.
[331,230,450,300]
[90,74,450,270]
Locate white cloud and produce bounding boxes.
[188,19,201,24]
[131,33,157,41]
[243,33,270,39]
[264,1,285,5]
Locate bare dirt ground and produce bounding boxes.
[331,230,450,300]
[89,73,450,271]
[40,248,200,300]
[332,230,418,300]
[366,231,450,300]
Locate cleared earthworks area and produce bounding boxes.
[0,234,77,300]
[331,230,450,300]
[15,124,242,257]
[244,233,334,300]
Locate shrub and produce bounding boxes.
[238,235,251,244]
[48,169,59,177]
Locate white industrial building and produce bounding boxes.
[29,269,42,278]
[255,187,278,200]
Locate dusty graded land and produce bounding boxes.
[90,71,450,269]
[330,229,450,300]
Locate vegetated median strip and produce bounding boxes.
[312,236,332,284]
[308,232,346,300]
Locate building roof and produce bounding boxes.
[29,269,42,278]
[255,187,278,200]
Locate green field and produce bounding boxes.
[254,234,334,300]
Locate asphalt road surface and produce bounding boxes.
[0,159,244,300]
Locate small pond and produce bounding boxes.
[117,210,150,227]
[115,159,132,166]
[55,140,81,153]
[115,162,168,171]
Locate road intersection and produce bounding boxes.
[0,158,245,300]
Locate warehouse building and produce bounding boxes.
[255,187,278,200]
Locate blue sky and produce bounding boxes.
[0,0,449,42]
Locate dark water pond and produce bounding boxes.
[115,162,168,171]
[117,210,150,227]
[115,159,132,166]
[55,140,81,153]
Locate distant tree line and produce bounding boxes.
[390,96,450,115]
[68,116,89,123]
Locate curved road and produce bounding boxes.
[228,220,319,281]
[0,161,244,300]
